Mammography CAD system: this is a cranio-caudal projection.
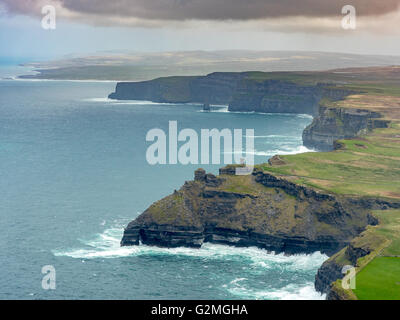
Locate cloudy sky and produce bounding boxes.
[1,0,400,61]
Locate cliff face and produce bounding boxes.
[108,73,243,104]
[121,168,375,256]
[302,106,386,151]
[229,80,323,115]
[109,72,353,117]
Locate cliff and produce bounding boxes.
[302,106,387,151]
[108,73,243,104]
[228,81,352,116]
[108,71,354,117]
[121,168,377,256]
[228,79,323,115]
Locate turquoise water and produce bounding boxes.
[0,74,326,299]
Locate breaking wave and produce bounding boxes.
[251,145,315,156]
[83,98,176,105]
[14,78,117,83]
[224,145,315,157]
[227,280,325,300]
[52,228,328,271]
[53,227,327,300]
[53,227,326,267]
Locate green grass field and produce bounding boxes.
[353,257,400,300]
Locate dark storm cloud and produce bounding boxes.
[3,0,400,20]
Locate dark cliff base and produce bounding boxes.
[122,224,346,256]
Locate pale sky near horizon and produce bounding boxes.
[1,1,400,62]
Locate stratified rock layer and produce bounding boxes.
[121,168,377,256]
[109,72,354,118]
[302,106,388,151]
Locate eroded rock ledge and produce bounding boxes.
[302,106,390,151]
[121,168,384,256]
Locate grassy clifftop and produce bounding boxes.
[261,94,400,200]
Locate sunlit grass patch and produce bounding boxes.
[353,257,400,300]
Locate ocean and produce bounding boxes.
[0,67,326,299]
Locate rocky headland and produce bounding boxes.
[121,167,385,255]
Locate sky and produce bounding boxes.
[1,0,400,62]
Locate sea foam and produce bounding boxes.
[53,227,326,265]
[53,227,327,300]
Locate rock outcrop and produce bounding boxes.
[302,106,387,151]
[121,168,376,256]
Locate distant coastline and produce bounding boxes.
[16,50,400,82]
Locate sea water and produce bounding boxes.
[0,71,326,299]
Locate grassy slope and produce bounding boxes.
[355,257,400,300]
